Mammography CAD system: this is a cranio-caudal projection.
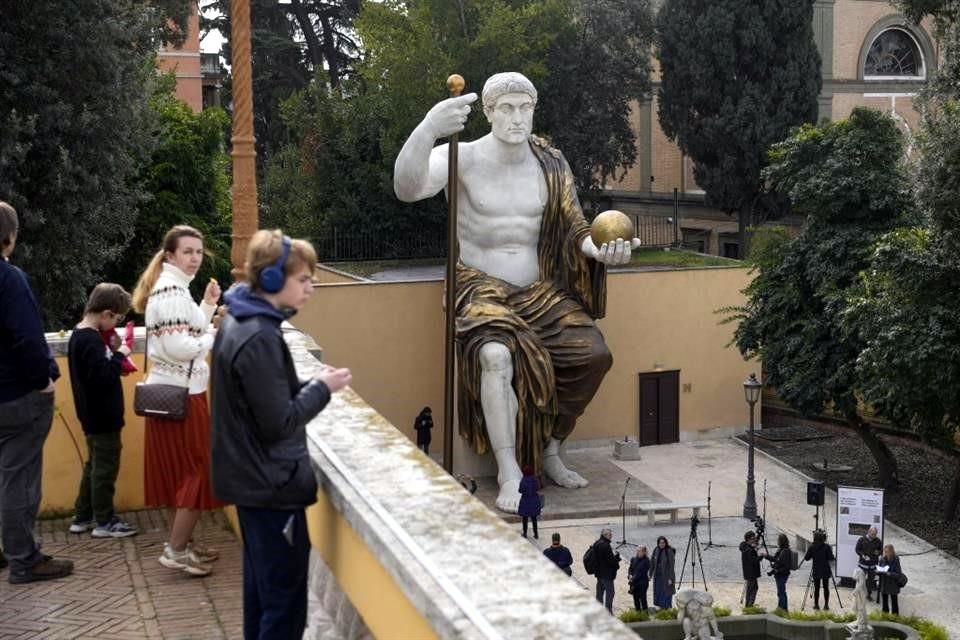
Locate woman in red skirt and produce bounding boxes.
[131,225,223,576]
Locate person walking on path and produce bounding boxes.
[740,530,765,607]
[0,201,73,584]
[67,283,138,539]
[413,406,433,455]
[211,229,352,640]
[878,543,903,615]
[543,532,573,576]
[518,465,541,539]
[132,225,223,576]
[770,533,793,611]
[650,535,676,609]
[592,528,621,613]
[628,545,650,612]
[804,529,835,610]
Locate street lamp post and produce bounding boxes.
[743,373,761,519]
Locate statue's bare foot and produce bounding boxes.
[543,454,589,488]
[495,468,523,513]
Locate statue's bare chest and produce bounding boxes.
[461,157,546,220]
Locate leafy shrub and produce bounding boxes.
[869,612,949,640]
[618,609,649,623]
[653,608,678,620]
[741,605,766,615]
[712,606,732,618]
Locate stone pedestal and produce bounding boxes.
[614,439,641,460]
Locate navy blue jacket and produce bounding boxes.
[543,544,573,575]
[517,475,541,518]
[629,556,650,585]
[210,284,331,509]
[0,259,59,403]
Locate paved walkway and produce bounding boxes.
[471,439,959,639]
[0,510,242,640]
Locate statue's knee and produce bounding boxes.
[593,341,613,372]
[479,342,512,373]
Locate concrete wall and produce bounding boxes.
[292,266,756,451]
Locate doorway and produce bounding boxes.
[638,370,680,445]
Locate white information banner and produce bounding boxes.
[836,485,885,580]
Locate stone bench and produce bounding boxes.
[637,501,708,526]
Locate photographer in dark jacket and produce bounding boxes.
[592,528,621,613]
[769,533,793,611]
[803,530,835,610]
[211,230,352,640]
[739,531,766,606]
[856,526,882,599]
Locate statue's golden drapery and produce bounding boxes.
[456,136,612,472]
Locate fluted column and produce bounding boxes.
[230,0,258,280]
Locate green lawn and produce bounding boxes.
[327,249,740,277]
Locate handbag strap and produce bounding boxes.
[143,327,195,383]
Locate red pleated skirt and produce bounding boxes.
[144,393,224,510]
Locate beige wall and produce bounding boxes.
[293,267,755,449]
[158,10,202,112]
[833,0,895,80]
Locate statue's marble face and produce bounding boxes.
[487,92,535,144]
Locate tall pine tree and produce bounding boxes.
[657,0,822,254]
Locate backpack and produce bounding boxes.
[583,543,598,575]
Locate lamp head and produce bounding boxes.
[743,373,761,405]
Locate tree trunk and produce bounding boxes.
[847,413,899,491]
[944,457,960,522]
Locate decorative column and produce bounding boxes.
[230,0,258,280]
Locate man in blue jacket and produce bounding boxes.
[0,201,73,583]
[211,229,351,640]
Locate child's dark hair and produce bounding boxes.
[85,283,132,315]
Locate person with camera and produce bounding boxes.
[590,528,621,613]
[739,530,766,607]
[856,526,882,599]
[769,533,793,611]
[803,529,835,610]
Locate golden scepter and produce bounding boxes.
[442,74,465,473]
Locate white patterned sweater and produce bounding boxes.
[144,263,216,395]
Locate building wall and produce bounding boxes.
[292,267,755,450]
[158,9,203,112]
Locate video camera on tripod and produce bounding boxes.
[752,515,765,536]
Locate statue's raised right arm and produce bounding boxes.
[393,93,478,203]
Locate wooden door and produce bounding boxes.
[638,370,680,445]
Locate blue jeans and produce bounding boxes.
[775,573,789,610]
[596,577,615,612]
[0,390,54,572]
[237,507,310,640]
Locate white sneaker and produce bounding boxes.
[91,517,138,538]
[187,542,219,563]
[68,518,93,534]
[158,544,212,576]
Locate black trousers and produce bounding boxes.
[521,516,538,538]
[632,580,649,611]
[882,593,899,615]
[744,578,758,606]
[813,576,830,607]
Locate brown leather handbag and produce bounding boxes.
[133,332,194,421]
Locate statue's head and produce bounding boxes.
[482,72,537,144]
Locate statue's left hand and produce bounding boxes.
[582,237,642,265]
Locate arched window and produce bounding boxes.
[864,28,925,79]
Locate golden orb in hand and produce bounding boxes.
[590,210,634,248]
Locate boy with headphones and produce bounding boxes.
[210,229,351,640]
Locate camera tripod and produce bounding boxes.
[678,515,709,591]
[615,477,636,550]
[799,504,844,612]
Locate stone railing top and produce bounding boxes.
[283,327,635,640]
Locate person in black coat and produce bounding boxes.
[856,526,882,599]
[878,543,903,615]
[211,230,353,640]
[628,545,651,611]
[770,533,793,611]
[543,532,573,576]
[413,406,433,455]
[739,531,766,606]
[803,529,835,610]
[517,465,541,538]
[650,535,676,609]
[592,528,621,613]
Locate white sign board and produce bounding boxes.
[836,485,884,580]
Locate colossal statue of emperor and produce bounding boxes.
[394,72,639,512]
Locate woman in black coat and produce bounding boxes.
[803,530,835,610]
[650,536,676,609]
[628,545,650,611]
[771,533,792,611]
[413,406,433,455]
[517,465,541,538]
[878,543,903,615]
